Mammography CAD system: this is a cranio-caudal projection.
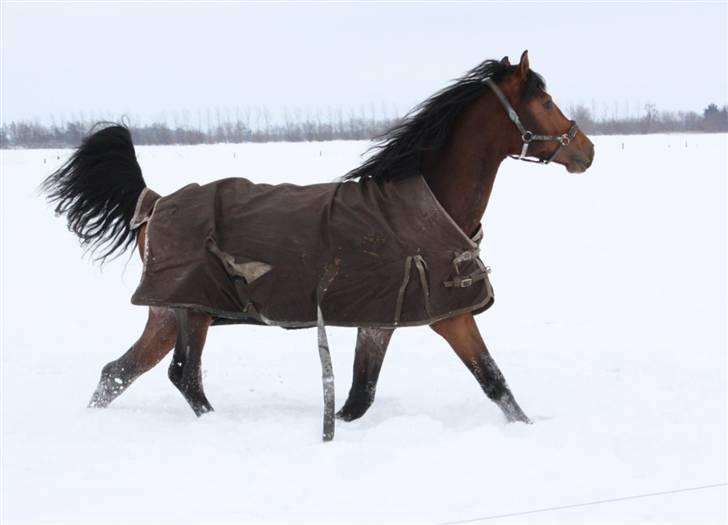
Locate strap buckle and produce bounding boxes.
[453,249,478,264]
[459,277,473,287]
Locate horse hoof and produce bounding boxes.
[497,394,531,424]
[192,403,215,417]
[88,387,113,409]
[335,410,355,422]
[335,407,365,422]
[506,412,532,424]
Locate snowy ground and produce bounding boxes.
[1,135,726,523]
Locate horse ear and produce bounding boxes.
[500,56,511,66]
[517,50,529,79]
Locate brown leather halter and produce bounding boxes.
[484,78,579,165]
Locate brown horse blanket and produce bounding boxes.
[130,175,494,328]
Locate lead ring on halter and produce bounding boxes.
[483,78,579,165]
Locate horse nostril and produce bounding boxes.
[568,153,592,172]
[586,150,595,169]
[575,145,594,170]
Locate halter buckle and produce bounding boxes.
[522,131,534,143]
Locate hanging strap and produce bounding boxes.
[316,260,340,442]
[393,255,432,324]
[412,255,433,319]
[393,256,413,324]
[316,305,335,442]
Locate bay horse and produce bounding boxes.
[42,51,594,436]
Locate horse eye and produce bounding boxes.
[543,99,554,110]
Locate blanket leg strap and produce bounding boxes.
[316,261,340,442]
[317,305,335,442]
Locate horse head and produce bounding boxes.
[494,51,595,173]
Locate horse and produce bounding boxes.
[42,51,594,439]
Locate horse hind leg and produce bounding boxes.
[168,309,214,416]
[337,327,394,422]
[431,312,531,423]
[89,306,177,408]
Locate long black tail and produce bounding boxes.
[41,123,146,262]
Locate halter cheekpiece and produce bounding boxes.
[483,78,578,165]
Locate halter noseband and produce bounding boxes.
[483,78,578,165]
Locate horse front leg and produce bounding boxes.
[431,312,530,423]
[337,327,395,421]
[168,309,214,416]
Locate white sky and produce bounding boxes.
[2,1,727,125]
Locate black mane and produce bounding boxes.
[345,59,545,181]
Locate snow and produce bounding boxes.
[1,135,726,522]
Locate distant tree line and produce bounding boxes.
[1,103,726,149]
[568,103,728,135]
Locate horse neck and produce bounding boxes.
[422,96,512,238]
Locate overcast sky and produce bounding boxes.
[2,1,726,125]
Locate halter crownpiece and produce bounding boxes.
[483,78,578,165]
